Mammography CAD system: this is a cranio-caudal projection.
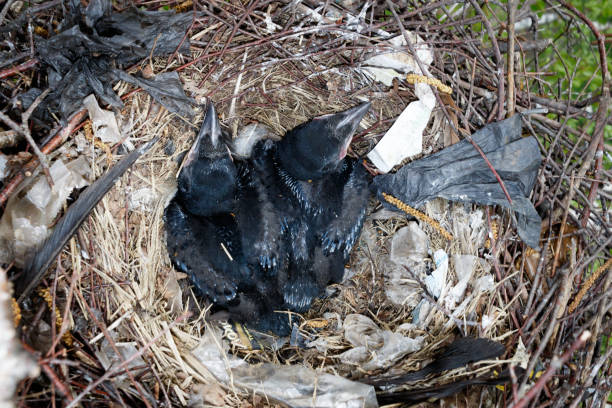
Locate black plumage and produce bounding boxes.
[164,101,371,334]
[175,103,236,216]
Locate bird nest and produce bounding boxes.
[1,1,610,407]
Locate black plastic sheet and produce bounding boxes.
[29,0,194,119]
[113,70,195,118]
[372,114,542,248]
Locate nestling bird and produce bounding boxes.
[165,101,371,334]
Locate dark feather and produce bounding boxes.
[17,137,159,302]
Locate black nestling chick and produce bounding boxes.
[277,102,371,181]
[165,102,287,334]
[176,102,236,216]
[268,102,372,316]
[165,102,243,307]
[275,102,371,257]
[165,101,372,336]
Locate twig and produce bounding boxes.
[0,58,39,80]
[557,2,611,227]
[511,331,591,408]
[550,174,576,277]
[41,363,75,402]
[65,310,191,408]
[506,0,517,116]
[467,0,505,121]
[0,89,54,187]
[568,345,612,407]
[74,289,153,408]
[0,109,87,205]
[0,0,16,26]
[518,267,570,394]
[22,342,75,402]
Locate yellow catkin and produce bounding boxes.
[34,26,49,37]
[38,288,73,346]
[485,219,499,249]
[84,120,113,166]
[382,192,453,241]
[11,298,21,327]
[406,73,453,94]
[174,0,193,11]
[568,257,612,314]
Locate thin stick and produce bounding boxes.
[506,0,517,116]
[511,331,591,408]
[65,310,191,408]
[0,58,39,80]
[0,109,87,205]
[0,89,53,186]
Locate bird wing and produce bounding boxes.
[164,200,245,304]
[320,158,369,258]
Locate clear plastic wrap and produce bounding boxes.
[192,328,378,408]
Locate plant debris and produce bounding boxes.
[0,0,609,407]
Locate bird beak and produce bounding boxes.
[183,102,223,167]
[201,102,222,148]
[334,102,371,159]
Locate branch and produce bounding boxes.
[0,89,54,187]
[511,331,591,408]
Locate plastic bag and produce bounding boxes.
[338,314,425,371]
[30,0,194,119]
[372,115,542,248]
[0,157,91,267]
[192,328,378,408]
[364,33,435,172]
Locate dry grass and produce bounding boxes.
[4,1,610,407]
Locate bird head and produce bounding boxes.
[277,102,371,181]
[177,102,236,216]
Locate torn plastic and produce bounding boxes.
[128,187,158,212]
[0,157,91,268]
[366,84,433,173]
[451,207,488,254]
[389,222,429,265]
[29,0,194,120]
[361,34,433,87]
[112,70,196,118]
[0,154,8,182]
[338,314,425,371]
[83,94,123,146]
[448,254,479,305]
[385,222,428,306]
[189,383,227,407]
[372,114,542,248]
[95,336,148,392]
[16,137,159,301]
[192,328,378,408]
[0,269,39,407]
[425,249,448,299]
[365,33,435,172]
[512,338,530,369]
